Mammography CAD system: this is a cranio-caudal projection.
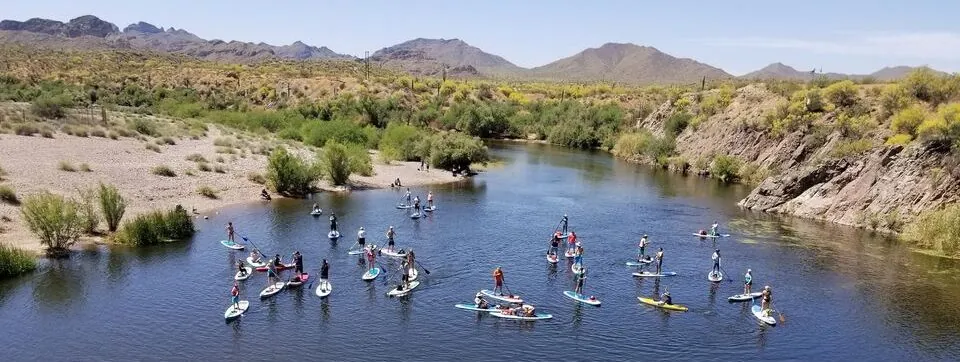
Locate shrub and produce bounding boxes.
[885,134,913,145]
[197,186,218,199]
[266,147,319,196]
[77,188,100,234]
[215,156,225,163]
[664,112,692,137]
[904,203,960,257]
[426,132,489,172]
[198,163,213,172]
[379,123,425,162]
[823,80,858,108]
[213,165,227,174]
[879,84,912,119]
[98,183,126,232]
[14,123,39,136]
[79,163,92,172]
[90,128,106,138]
[0,185,18,205]
[890,105,927,136]
[130,118,159,136]
[213,137,235,147]
[247,172,266,184]
[151,165,177,177]
[41,129,54,138]
[157,136,176,145]
[20,192,84,256]
[711,155,742,183]
[320,141,352,186]
[830,139,874,158]
[917,103,960,141]
[58,161,77,172]
[215,147,236,154]
[902,67,949,104]
[0,244,37,278]
[612,132,651,158]
[145,144,161,153]
[185,154,207,163]
[116,206,194,246]
[31,94,74,119]
[107,131,119,140]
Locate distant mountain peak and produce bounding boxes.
[530,42,731,84]
[123,21,163,34]
[372,37,523,76]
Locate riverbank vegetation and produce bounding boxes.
[0,243,36,278]
[905,204,960,257]
[115,205,194,246]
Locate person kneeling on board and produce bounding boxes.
[658,292,673,306]
[236,261,248,277]
[475,292,489,309]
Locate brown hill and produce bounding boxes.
[371,38,522,77]
[742,62,947,82]
[528,43,732,85]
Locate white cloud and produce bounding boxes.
[700,32,960,60]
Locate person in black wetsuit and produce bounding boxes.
[329,213,338,232]
[293,251,304,279]
[320,259,330,281]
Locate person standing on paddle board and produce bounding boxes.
[567,230,577,253]
[404,188,412,205]
[365,246,376,270]
[744,269,753,294]
[357,227,366,248]
[761,286,773,312]
[406,249,416,275]
[561,214,569,234]
[293,251,304,279]
[272,254,282,267]
[493,267,505,295]
[549,234,560,257]
[574,245,584,266]
[320,259,330,281]
[575,266,587,294]
[711,249,721,275]
[266,261,278,285]
[226,222,236,243]
[655,248,664,275]
[427,191,434,208]
[231,282,240,309]
[711,221,719,236]
[400,266,410,290]
[329,213,338,232]
[386,226,396,252]
[638,234,649,260]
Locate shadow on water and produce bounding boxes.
[32,258,86,311]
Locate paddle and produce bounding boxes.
[414,260,431,275]
[718,263,732,283]
[240,235,270,264]
[771,302,786,323]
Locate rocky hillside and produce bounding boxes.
[631,77,960,234]
[742,62,945,82]
[529,43,732,84]
[0,15,351,62]
[371,38,522,77]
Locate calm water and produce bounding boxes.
[2,143,960,361]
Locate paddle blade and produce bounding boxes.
[241,236,249,241]
[779,313,786,323]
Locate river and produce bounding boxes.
[2,142,959,361]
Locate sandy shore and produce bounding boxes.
[0,131,459,254]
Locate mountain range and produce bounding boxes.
[0,15,947,84]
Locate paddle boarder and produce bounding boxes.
[569,230,578,247]
[710,221,719,236]
[575,265,587,294]
[711,249,721,275]
[231,281,240,309]
[249,250,262,264]
[272,254,283,267]
[406,249,416,275]
[574,245,584,266]
[266,260,278,285]
[320,259,330,281]
[386,226,396,252]
[638,234,649,261]
[404,188,412,205]
[658,291,673,306]
[493,267,505,295]
[260,188,271,200]
[567,230,577,253]
[475,292,489,309]
[561,214,569,234]
[427,191,434,208]
[549,233,560,257]
[655,248,664,275]
[236,261,248,278]
[329,213,338,232]
[365,245,376,270]
[744,269,753,295]
[225,222,236,243]
[357,226,366,248]
[312,203,321,214]
[761,286,773,312]
[293,251,304,279]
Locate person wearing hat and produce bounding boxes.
[357,226,366,248]
[761,286,773,312]
[658,291,673,306]
[292,250,304,279]
[655,248,665,275]
[474,292,489,309]
[711,221,720,236]
[744,269,754,295]
[230,281,241,309]
[386,226,396,252]
[711,249,721,275]
[561,214,569,234]
[493,267,505,295]
[575,265,587,294]
[329,212,338,232]
[637,234,649,261]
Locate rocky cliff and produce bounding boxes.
[633,84,959,232]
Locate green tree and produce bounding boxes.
[823,80,858,107]
[266,147,318,196]
[427,132,489,173]
[98,183,126,232]
[20,192,84,256]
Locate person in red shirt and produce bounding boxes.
[493,267,504,295]
[230,282,240,309]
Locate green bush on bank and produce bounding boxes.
[115,206,194,246]
[266,147,319,196]
[20,192,84,256]
[426,132,489,173]
[905,203,960,257]
[98,183,127,232]
[0,244,36,278]
[379,123,426,162]
[711,154,742,183]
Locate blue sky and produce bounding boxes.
[5,0,960,75]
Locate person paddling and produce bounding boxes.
[320,259,330,281]
[236,261,248,277]
[574,245,584,266]
[655,248,664,275]
[475,292,489,309]
[744,269,753,295]
[404,188,412,205]
[711,249,721,276]
[231,282,240,309]
[249,250,262,264]
[427,191,434,208]
[312,203,321,214]
[567,230,577,253]
[575,265,587,294]
[761,286,773,313]
[406,249,416,276]
[658,291,673,306]
[561,214,569,235]
[386,226,396,252]
[711,221,720,236]
[266,260,278,285]
[365,245,376,271]
[329,213,338,232]
[226,222,236,243]
[357,226,366,249]
[549,233,560,258]
[272,254,282,267]
[293,251,304,280]
[493,267,505,295]
[638,234,649,261]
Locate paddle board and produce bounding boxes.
[220,240,244,250]
[310,209,322,216]
[728,292,763,302]
[489,311,553,320]
[626,258,654,266]
[408,268,419,281]
[255,263,296,272]
[637,297,688,311]
[234,267,253,281]
[571,263,585,275]
[386,281,421,297]
[693,233,730,238]
[454,303,500,312]
[632,271,677,277]
[361,267,381,281]
[246,257,267,268]
[480,289,523,304]
[423,205,437,212]
[259,282,285,299]
[224,300,249,320]
[286,273,310,288]
[563,291,601,306]
[410,212,422,219]
[315,279,333,298]
[348,245,378,255]
[396,204,413,209]
[380,248,407,258]
[752,304,777,325]
[708,271,724,282]
[328,230,340,239]
[564,249,576,258]
[547,253,559,264]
